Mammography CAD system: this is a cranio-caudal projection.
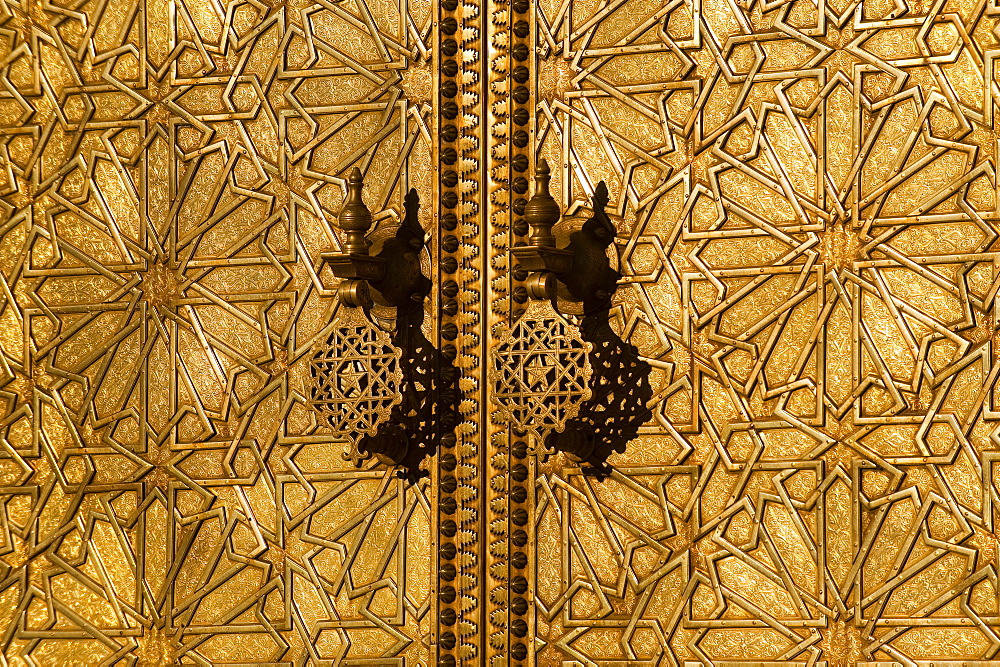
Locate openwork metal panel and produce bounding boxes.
[1,0,1000,661]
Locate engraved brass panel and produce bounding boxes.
[496,0,1000,662]
[0,0,437,660]
[3,0,1000,661]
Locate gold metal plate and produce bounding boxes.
[2,0,1000,661]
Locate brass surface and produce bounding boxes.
[489,0,1000,662]
[1,0,999,661]
[0,0,438,660]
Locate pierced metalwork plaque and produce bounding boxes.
[491,299,593,435]
[310,307,403,464]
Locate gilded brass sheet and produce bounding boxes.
[1,0,1000,660]
[0,0,436,661]
[520,0,1000,662]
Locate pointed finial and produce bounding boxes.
[590,180,615,241]
[523,159,560,248]
[401,188,424,248]
[338,167,373,255]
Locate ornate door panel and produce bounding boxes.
[0,0,441,661]
[486,0,1000,664]
[3,0,1000,662]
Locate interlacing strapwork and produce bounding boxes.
[5,0,1000,659]
[0,0,435,659]
[491,299,592,438]
[523,0,1000,661]
[310,307,403,465]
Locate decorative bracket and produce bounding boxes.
[511,159,619,310]
[321,167,430,309]
[311,169,435,471]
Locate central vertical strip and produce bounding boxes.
[486,0,533,664]
[437,0,488,661]
[485,0,512,660]
[462,0,489,657]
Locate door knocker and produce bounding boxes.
[310,169,435,470]
[491,160,622,462]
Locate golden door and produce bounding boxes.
[0,0,998,661]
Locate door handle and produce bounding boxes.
[491,160,622,462]
[310,169,434,470]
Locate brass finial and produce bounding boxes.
[523,159,560,248]
[401,188,422,248]
[338,167,373,255]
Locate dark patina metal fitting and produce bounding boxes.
[510,160,620,312]
[322,170,430,309]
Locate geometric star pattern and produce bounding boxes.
[491,299,592,436]
[310,307,403,458]
[526,0,1000,661]
[0,0,435,659]
[5,0,1000,659]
